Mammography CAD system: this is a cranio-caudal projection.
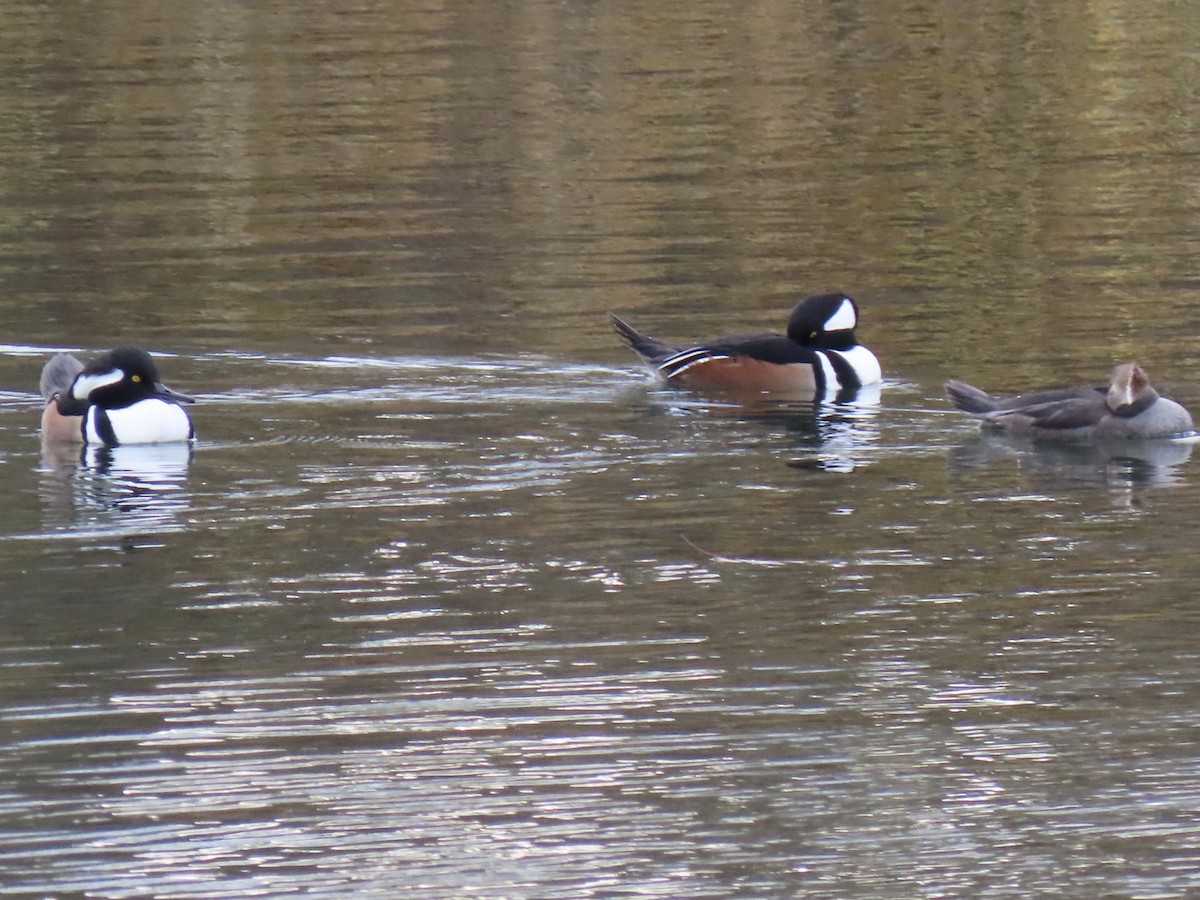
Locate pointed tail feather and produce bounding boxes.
[39,353,84,403]
[945,380,999,416]
[608,313,676,365]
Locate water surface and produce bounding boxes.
[3,1,1200,897]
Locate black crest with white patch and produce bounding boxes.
[786,293,859,348]
[71,346,195,411]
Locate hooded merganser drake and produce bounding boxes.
[609,293,881,399]
[945,362,1193,439]
[39,347,195,445]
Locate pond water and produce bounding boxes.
[4,1,1200,897]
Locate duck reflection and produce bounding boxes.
[648,383,883,473]
[783,383,883,473]
[631,379,885,474]
[949,432,1194,491]
[39,440,193,534]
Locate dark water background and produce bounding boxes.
[4,2,1200,897]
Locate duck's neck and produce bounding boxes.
[806,330,858,352]
[1109,385,1158,417]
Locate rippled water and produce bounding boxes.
[5,1,1200,897]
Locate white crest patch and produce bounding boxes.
[73,368,126,400]
[824,298,857,332]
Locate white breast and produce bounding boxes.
[815,353,840,397]
[837,345,882,386]
[85,399,193,445]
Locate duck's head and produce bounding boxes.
[71,346,195,410]
[1106,362,1158,415]
[786,293,859,348]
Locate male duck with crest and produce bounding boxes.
[945,362,1193,440]
[40,346,196,445]
[608,292,881,399]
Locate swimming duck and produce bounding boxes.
[40,347,195,445]
[39,353,86,443]
[945,362,1193,439]
[609,292,881,399]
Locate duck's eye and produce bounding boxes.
[131,374,142,383]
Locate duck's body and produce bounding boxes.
[945,363,1193,440]
[609,293,881,400]
[39,353,86,443]
[39,347,195,446]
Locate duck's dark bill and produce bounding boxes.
[155,383,196,404]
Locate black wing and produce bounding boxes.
[702,333,821,366]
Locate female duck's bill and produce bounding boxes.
[609,292,881,401]
[40,346,196,446]
[945,362,1194,440]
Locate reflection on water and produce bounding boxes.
[37,440,192,537]
[793,384,883,473]
[949,432,1195,493]
[620,382,883,473]
[2,350,1200,898]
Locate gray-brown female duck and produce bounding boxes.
[945,363,1193,439]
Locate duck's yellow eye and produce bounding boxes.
[131,374,141,383]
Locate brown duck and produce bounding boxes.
[945,363,1193,440]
